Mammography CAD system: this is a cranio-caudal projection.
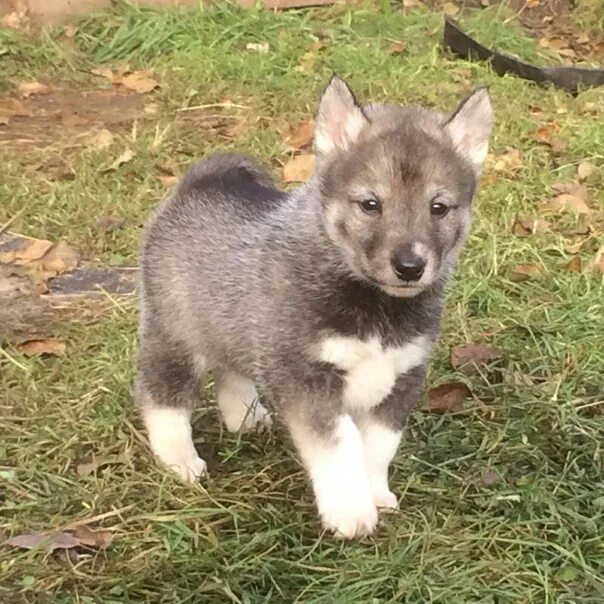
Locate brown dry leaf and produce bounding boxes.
[110,148,135,170]
[577,161,594,181]
[510,263,544,282]
[33,241,79,280]
[121,72,160,94]
[511,216,550,237]
[533,122,566,153]
[3,527,113,552]
[283,154,315,183]
[385,41,406,55]
[63,25,79,39]
[421,382,471,413]
[91,66,118,83]
[0,237,52,265]
[442,2,460,16]
[17,339,66,357]
[540,193,591,215]
[73,526,113,549]
[17,81,51,98]
[156,165,178,186]
[563,256,582,272]
[489,148,523,176]
[402,0,422,7]
[284,119,314,150]
[76,452,130,477]
[450,344,502,372]
[96,216,127,232]
[563,238,588,254]
[3,531,80,552]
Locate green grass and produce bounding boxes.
[1,1,603,602]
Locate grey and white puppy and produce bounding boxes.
[136,76,493,539]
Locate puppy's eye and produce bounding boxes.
[430,201,450,217]
[358,198,382,214]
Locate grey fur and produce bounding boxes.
[135,76,493,536]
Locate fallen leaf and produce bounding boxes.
[76,452,130,477]
[283,154,315,183]
[450,344,502,373]
[577,161,594,181]
[402,0,422,7]
[91,66,118,83]
[540,193,591,215]
[17,339,66,357]
[156,164,178,186]
[488,148,523,176]
[3,531,79,552]
[121,72,159,94]
[442,2,460,16]
[563,256,582,272]
[0,237,53,265]
[245,42,269,53]
[96,216,127,232]
[385,41,406,55]
[533,122,566,154]
[73,526,113,549]
[3,527,113,552]
[421,382,471,413]
[17,81,51,98]
[553,181,590,199]
[33,241,79,280]
[509,263,544,281]
[110,148,134,170]
[511,216,550,237]
[284,119,314,150]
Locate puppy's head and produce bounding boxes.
[314,76,493,298]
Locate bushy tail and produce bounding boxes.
[178,152,274,194]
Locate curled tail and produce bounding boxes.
[178,152,275,195]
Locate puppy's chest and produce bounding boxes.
[317,334,431,410]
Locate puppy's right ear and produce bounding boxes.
[314,76,368,155]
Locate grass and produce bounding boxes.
[1,1,603,602]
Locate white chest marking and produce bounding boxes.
[318,334,430,411]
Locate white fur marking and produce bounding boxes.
[304,415,377,538]
[143,406,206,483]
[359,419,401,509]
[216,373,271,433]
[319,335,430,411]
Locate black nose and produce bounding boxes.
[392,252,426,282]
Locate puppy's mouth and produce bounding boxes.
[366,276,425,297]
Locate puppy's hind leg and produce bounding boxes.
[214,370,271,433]
[135,338,206,483]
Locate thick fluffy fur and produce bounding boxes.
[136,77,493,538]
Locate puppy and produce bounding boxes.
[135,76,493,538]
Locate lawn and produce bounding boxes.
[0,1,603,602]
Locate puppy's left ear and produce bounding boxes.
[444,88,493,173]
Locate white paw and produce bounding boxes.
[143,406,206,484]
[161,452,207,483]
[320,499,379,539]
[223,400,273,433]
[373,489,398,510]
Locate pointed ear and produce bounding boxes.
[444,88,493,172]
[314,76,369,155]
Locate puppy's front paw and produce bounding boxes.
[373,488,397,510]
[320,499,378,539]
[163,453,207,483]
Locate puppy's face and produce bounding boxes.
[314,78,493,297]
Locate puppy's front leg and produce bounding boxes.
[284,404,378,539]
